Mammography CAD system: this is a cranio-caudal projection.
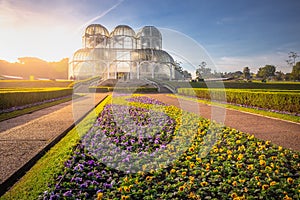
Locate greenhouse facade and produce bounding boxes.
[69,24,175,80]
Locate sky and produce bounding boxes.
[1,0,300,73]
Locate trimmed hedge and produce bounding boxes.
[0,88,73,110]
[178,88,300,113]
[89,87,158,93]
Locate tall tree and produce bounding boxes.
[256,65,276,80]
[243,66,251,80]
[291,62,300,81]
[196,61,212,80]
[286,52,299,66]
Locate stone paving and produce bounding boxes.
[0,94,108,186]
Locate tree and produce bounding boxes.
[286,52,299,67]
[291,62,300,81]
[274,71,285,81]
[243,67,251,81]
[182,70,192,79]
[256,65,276,80]
[196,61,212,80]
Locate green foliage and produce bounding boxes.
[291,62,300,81]
[177,88,300,113]
[0,88,73,109]
[257,65,276,79]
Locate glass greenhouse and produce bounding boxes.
[69,24,175,80]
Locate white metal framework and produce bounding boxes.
[69,24,175,80]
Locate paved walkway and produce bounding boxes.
[0,94,108,188]
[148,94,300,152]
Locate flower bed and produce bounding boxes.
[41,96,300,199]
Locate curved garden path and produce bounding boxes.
[148,94,300,152]
[0,94,108,193]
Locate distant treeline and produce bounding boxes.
[0,57,69,80]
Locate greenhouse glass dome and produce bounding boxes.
[69,24,175,80]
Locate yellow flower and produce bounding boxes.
[196,157,202,162]
[247,164,254,170]
[248,135,254,140]
[283,195,292,200]
[239,179,246,183]
[97,192,103,200]
[236,140,241,144]
[231,193,238,198]
[237,154,243,161]
[227,150,232,155]
[123,186,130,193]
[262,184,269,190]
[188,192,197,199]
[189,147,195,152]
[213,169,218,173]
[278,146,283,151]
[287,177,294,184]
[257,182,261,186]
[121,196,129,200]
[271,156,277,161]
[259,160,266,166]
[232,181,238,186]
[200,181,208,187]
[146,176,153,181]
[265,166,272,172]
[270,181,277,186]
[182,171,187,176]
[293,154,299,159]
[244,187,248,193]
[170,169,176,174]
[258,155,265,160]
[179,185,185,192]
[190,163,195,169]
[236,163,243,169]
[227,155,232,160]
[186,156,192,161]
[255,176,260,181]
[265,140,271,145]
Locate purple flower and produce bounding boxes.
[63,190,72,197]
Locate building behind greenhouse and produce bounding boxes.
[69,24,176,80]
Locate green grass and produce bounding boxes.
[169,94,300,123]
[0,96,75,122]
[0,95,111,200]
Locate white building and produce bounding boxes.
[69,24,175,80]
